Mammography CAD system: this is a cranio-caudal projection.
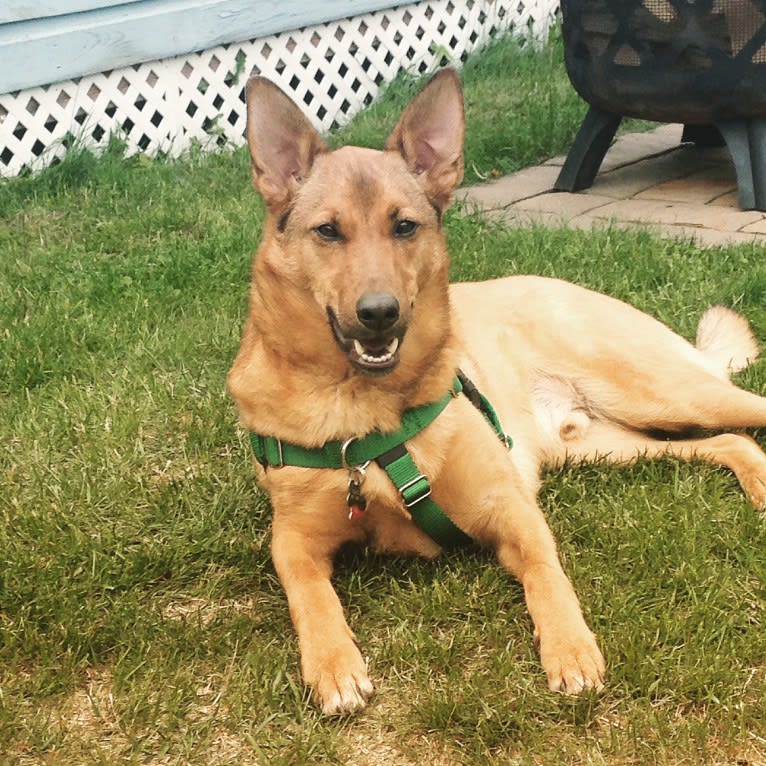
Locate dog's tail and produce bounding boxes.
[695,305,759,378]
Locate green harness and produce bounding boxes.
[249,371,511,548]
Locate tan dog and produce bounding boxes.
[228,68,766,715]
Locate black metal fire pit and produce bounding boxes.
[555,0,766,210]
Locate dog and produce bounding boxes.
[228,67,766,716]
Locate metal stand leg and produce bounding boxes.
[750,118,766,211]
[716,118,766,211]
[554,106,622,192]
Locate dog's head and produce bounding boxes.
[245,69,464,377]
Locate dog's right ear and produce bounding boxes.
[245,77,328,213]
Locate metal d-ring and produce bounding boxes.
[340,437,370,475]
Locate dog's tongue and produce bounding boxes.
[362,339,389,353]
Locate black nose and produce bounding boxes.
[356,292,400,332]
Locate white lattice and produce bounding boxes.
[0,0,559,177]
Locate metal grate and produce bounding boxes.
[556,0,766,210]
[562,0,766,123]
[0,0,558,178]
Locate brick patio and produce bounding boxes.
[459,124,766,248]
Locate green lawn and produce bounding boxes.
[1,34,766,765]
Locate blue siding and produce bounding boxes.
[1,2,136,24]
[0,0,403,93]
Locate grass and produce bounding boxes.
[2,32,766,765]
[335,32,587,182]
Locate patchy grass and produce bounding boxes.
[2,32,766,766]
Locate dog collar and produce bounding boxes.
[249,371,511,548]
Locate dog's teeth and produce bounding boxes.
[352,336,399,364]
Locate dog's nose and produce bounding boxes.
[356,292,400,332]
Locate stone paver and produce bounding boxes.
[511,191,614,218]
[460,125,766,248]
[457,165,559,210]
[634,166,736,204]
[598,123,682,172]
[589,198,763,231]
[585,154,700,199]
[742,218,766,235]
[712,190,741,208]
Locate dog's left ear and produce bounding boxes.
[385,68,465,212]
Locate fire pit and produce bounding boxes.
[554,0,766,210]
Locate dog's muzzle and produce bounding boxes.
[327,295,404,375]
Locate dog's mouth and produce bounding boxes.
[327,308,402,375]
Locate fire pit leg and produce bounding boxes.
[750,119,766,212]
[555,106,622,192]
[717,120,756,210]
[716,118,766,212]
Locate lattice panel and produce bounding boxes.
[0,0,559,177]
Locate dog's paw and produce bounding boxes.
[317,671,374,716]
[718,434,766,510]
[734,461,766,510]
[740,473,766,510]
[537,629,606,695]
[304,644,374,716]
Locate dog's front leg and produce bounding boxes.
[496,531,605,695]
[433,432,605,694]
[271,514,373,715]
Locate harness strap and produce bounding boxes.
[250,377,462,470]
[249,371,509,549]
[457,370,512,450]
[375,443,473,547]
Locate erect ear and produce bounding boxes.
[384,68,465,212]
[245,76,328,213]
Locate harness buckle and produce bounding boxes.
[399,473,432,507]
[253,435,284,469]
[271,438,284,468]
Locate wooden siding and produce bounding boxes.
[0,0,402,93]
[1,2,137,24]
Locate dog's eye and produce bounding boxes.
[315,223,342,241]
[393,219,418,239]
